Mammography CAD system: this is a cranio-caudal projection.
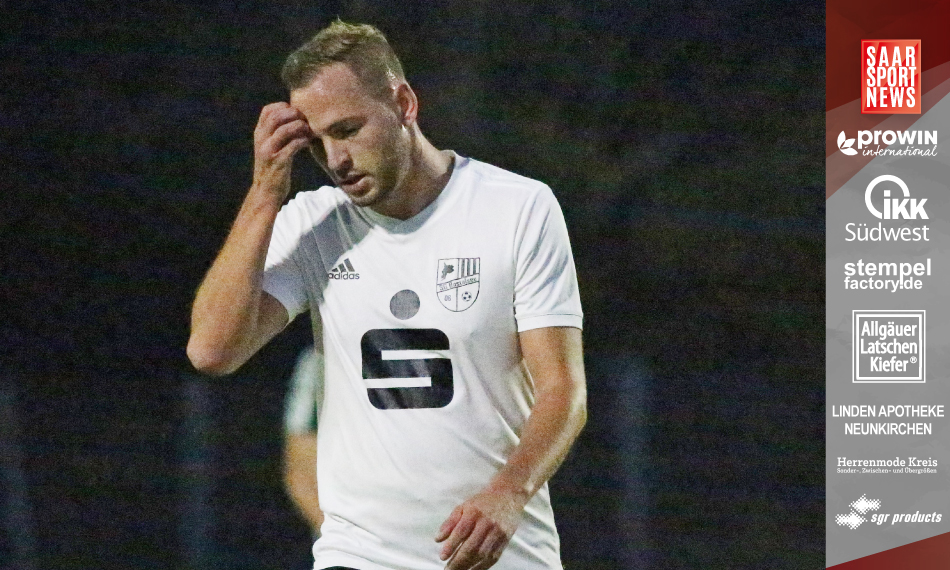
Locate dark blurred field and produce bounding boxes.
[2,1,823,568]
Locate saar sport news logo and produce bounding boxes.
[862,40,920,114]
[836,129,937,157]
[836,494,942,530]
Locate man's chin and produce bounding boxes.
[344,188,379,207]
[341,178,395,211]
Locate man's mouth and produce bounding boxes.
[339,174,366,189]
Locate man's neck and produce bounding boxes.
[373,136,454,221]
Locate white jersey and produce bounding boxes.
[284,346,324,435]
[263,154,583,570]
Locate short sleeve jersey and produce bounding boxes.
[284,346,324,435]
[263,154,582,570]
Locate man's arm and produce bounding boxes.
[283,432,324,533]
[435,326,587,570]
[187,102,311,375]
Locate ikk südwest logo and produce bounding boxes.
[862,40,921,114]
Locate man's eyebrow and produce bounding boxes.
[322,117,362,135]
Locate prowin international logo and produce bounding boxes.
[328,258,359,280]
[865,175,928,220]
[836,129,937,157]
[837,132,858,155]
[836,494,881,530]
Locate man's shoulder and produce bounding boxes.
[462,157,553,199]
[285,185,346,211]
[276,185,349,224]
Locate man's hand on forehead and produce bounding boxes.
[251,102,313,199]
[256,103,312,149]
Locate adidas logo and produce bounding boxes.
[328,258,360,280]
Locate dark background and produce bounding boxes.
[2,1,824,568]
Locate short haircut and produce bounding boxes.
[281,20,406,96]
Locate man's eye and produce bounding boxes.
[329,125,358,139]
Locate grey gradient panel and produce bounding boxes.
[826,86,950,566]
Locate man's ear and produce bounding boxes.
[394,82,418,126]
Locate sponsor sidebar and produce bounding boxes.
[826,37,950,566]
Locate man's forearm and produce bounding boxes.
[485,378,586,502]
[489,326,587,501]
[435,327,586,568]
[188,102,312,375]
[187,187,284,375]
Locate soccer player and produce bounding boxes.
[283,346,325,536]
[188,20,587,570]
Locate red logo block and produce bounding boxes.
[861,40,921,114]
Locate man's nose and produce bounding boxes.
[324,140,352,173]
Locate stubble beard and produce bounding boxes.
[355,140,413,214]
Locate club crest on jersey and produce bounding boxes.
[437,258,480,312]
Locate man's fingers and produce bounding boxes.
[273,120,312,153]
[280,136,312,161]
[435,506,463,543]
[445,520,491,570]
[260,101,291,115]
[267,116,311,146]
[456,531,506,570]
[259,120,311,159]
[470,531,507,570]
[256,104,307,142]
[258,101,296,124]
[250,105,310,195]
[440,510,478,560]
[255,102,288,130]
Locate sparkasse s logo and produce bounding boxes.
[864,175,927,220]
[862,40,921,114]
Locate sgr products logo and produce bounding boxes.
[836,494,881,529]
[836,130,937,157]
[864,175,927,220]
[862,40,921,114]
[835,494,943,530]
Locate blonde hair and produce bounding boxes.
[281,20,405,96]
